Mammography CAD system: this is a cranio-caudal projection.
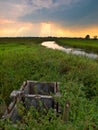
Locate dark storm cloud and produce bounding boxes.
[18,0,98,27]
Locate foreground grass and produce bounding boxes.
[0,38,98,129]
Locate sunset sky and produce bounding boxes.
[0,0,98,37]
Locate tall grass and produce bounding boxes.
[0,38,98,129]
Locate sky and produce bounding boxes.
[0,0,98,37]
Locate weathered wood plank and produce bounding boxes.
[2,80,61,122]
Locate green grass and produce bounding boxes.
[0,37,98,130]
[56,38,98,53]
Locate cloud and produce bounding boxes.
[0,0,53,20]
[29,0,53,8]
[0,0,79,20]
[0,19,41,37]
[0,19,98,37]
[17,0,98,28]
[0,0,98,37]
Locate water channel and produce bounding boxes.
[41,41,98,59]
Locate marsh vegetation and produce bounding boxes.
[0,37,98,130]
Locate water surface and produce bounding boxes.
[41,41,98,59]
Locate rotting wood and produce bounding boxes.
[62,100,70,123]
[2,80,61,122]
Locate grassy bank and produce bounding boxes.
[56,38,98,54]
[0,38,98,129]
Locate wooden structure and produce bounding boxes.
[2,81,61,122]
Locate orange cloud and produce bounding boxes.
[0,19,98,38]
[0,19,34,36]
[0,19,15,24]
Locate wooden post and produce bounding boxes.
[63,100,70,123]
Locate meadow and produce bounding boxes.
[56,38,98,54]
[0,37,98,130]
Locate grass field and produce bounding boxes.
[0,37,98,130]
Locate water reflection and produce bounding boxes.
[41,41,98,59]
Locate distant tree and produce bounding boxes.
[85,35,90,39]
[93,35,97,40]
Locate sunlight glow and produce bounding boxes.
[0,19,98,38]
[40,22,51,36]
